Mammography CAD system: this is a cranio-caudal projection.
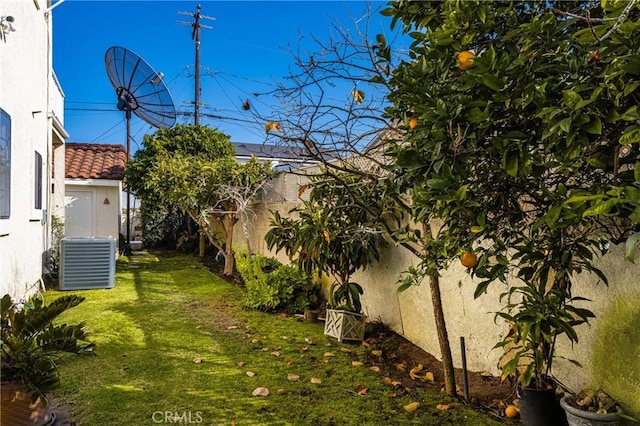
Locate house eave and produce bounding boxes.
[52,114,69,145]
[65,178,121,187]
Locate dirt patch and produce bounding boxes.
[200,251,244,285]
[363,322,514,409]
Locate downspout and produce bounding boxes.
[45,4,53,264]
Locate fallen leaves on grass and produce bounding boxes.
[246,371,256,377]
[192,357,203,364]
[287,374,300,381]
[382,376,402,388]
[355,384,368,396]
[351,361,363,367]
[252,387,269,397]
[371,350,382,357]
[236,361,245,367]
[369,366,380,372]
[436,403,451,411]
[323,352,335,357]
[408,364,435,382]
[339,347,351,353]
[403,402,420,412]
[271,351,281,357]
[409,364,423,380]
[310,377,322,384]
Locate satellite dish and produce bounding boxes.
[105,46,176,249]
[105,46,176,129]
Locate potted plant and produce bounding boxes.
[1,294,95,426]
[560,388,637,426]
[495,281,595,426]
[265,174,385,342]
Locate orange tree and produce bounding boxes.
[382,0,640,389]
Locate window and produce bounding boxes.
[34,151,42,210]
[0,109,10,219]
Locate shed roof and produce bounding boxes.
[65,143,127,180]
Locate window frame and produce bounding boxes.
[0,109,11,220]
[34,150,42,210]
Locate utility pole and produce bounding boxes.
[178,5,214,257]
[178,4,214,125]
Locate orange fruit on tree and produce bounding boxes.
[505,405,519,418]
[457,50,476,70]
[460,251,478,268]
[409,117,418,129]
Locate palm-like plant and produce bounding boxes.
[1,294,95,405]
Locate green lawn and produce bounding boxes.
[51,251,504,425]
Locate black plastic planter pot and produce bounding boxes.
[519,386,567,426]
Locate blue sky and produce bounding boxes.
[52,1,395,153]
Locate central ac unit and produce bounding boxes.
[59,237,115,290]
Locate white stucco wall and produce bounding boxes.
[0,1,54,300]
[51,142,67,220]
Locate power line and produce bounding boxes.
[89,118,123,143]
[65,107,116,112]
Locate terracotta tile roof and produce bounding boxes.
[65,143,127,180]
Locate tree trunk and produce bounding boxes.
[222,214,236,276]
[429,275,456,396]
[199,233,206,257]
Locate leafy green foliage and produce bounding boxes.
[139,203,187,249]
[265,173,387,313]
[382,0,640,387]
[126,124,275,275]
[0,294,95,404]
[236,251,320,314]
[126,124,236,203]
[494,286,594,388]
[384,0,640,282]
[44,215,65,287]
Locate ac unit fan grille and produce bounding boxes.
[60,238,115,290]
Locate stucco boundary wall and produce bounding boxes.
[237,173,640,409]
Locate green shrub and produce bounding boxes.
[236,251,320,314]
[267,265,320,314]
